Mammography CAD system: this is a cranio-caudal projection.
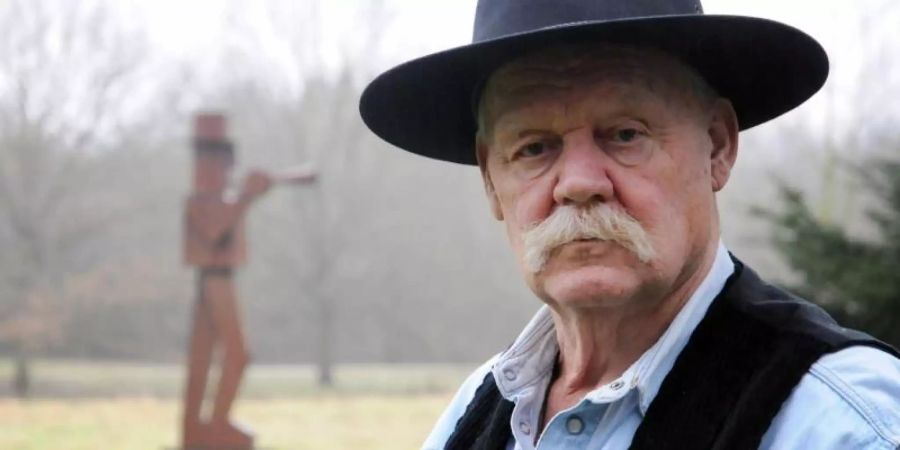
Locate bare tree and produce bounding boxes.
[0,0,185,396]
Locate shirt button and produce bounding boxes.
[566,415,585,435]
[609,380,625,390]
[502,368,517,381]
[519,421,531,435]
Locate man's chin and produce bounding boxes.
[531,264,643,308]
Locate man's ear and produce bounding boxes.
[476,140,504,221]
[707,98,739,192]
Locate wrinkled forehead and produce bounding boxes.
[478,44,714,135]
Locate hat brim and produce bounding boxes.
[360,14,828,165]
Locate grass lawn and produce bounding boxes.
[0,395,452,450]
[0,360,474,449]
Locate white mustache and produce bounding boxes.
[522,204,656,273]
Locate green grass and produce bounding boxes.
[0,395,452,450]
[0,359,476,449]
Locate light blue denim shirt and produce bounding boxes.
[423,244,900,449]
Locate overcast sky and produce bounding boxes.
[128,0,896,145]
[135,0,889,67]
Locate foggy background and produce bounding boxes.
[1,0,898,370]
[0,1,897,447]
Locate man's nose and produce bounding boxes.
[552,128,615,206]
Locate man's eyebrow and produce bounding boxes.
[493,120,550,140]
[518,129,549,137]
[490,127,538,144]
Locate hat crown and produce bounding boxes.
[360,0,826,165]
[473,0,703,42]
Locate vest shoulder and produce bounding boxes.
[725,262,898,356]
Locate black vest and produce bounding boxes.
[445,260,899,450]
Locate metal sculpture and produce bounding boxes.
[181,113,314,450]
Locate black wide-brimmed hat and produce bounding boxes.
[359,0,828,165]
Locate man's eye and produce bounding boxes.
[614,128,640,143]
[517,141,548,158]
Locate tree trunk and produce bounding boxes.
[315,294,334,387]
[13,346,31,398]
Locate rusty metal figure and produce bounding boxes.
[181,113,314,450]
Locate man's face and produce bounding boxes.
[477,46,738,310]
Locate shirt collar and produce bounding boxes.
[492,242,735,413]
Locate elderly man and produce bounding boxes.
[361,1,900,449]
